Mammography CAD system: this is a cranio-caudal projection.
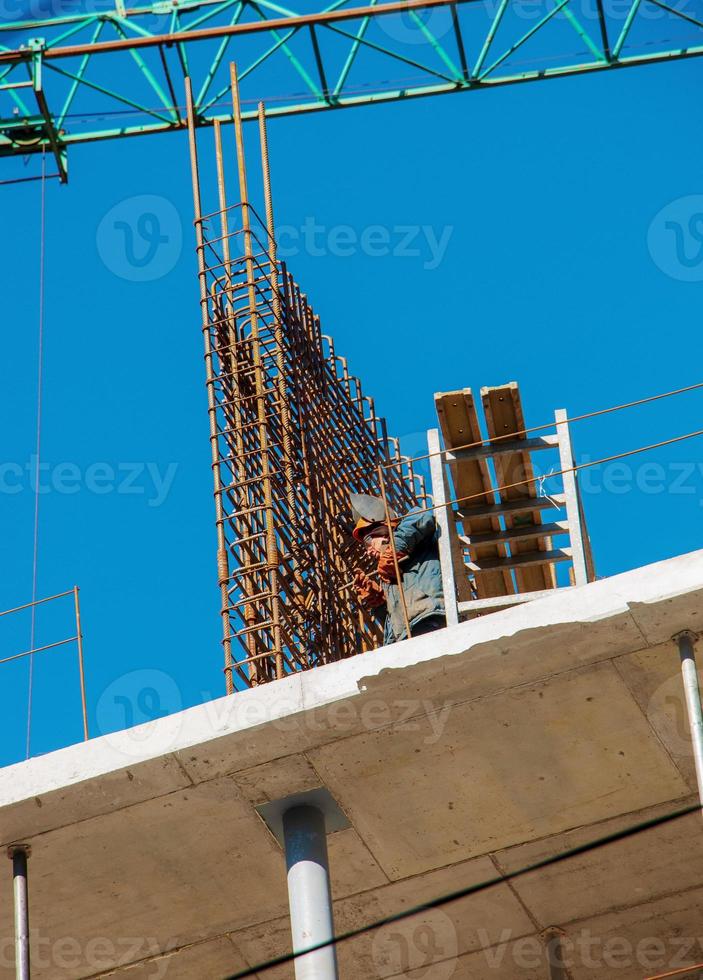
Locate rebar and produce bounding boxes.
[186,68,427,689]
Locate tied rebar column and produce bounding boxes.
[186,63,430,690]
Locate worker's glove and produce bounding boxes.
[353,569,386,609]
[376,546,409,584]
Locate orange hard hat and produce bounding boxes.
[349,493,398,542]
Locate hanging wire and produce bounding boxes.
[387,379,703,470]
[409,425,703,520]
[26,145,47,761]
[223,801,701,979]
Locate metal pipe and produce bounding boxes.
[282,805,339,980]
[10,846,30,980]
[73,586,89,740]
[0,589,74,618]
[674,631,703,808]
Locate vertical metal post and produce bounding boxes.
[427,428,459,626]
[555,408,588,587]
[73,586,89,740]
[9,846,30,980]
[213,117,248,692]
[230,63,283,682]
[674,631,703,809]
[282,805,339,980]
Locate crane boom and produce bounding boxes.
[1,0,700,181]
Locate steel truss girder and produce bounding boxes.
[0,0,700,170]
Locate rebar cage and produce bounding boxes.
[187,71,428,691]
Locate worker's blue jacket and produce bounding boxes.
[378,510,445,644]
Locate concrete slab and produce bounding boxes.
[309,659,689,879]
[0,549,702,978]
[494,796,701,926]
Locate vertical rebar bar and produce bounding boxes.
[258,101,296,553]
[230,64,283,684]
[213,119,251,691]
[185,76,236,694]
[73,585,89,740]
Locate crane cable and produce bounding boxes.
[26,145,47,760]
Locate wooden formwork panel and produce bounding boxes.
[481,383,557,592]
[434,390,514,599]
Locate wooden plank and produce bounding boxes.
[481,383,557,592]
[435,390,514,598]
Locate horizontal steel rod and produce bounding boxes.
[0,635,78,666]
[0,589,74,618]
[0,0,483,61]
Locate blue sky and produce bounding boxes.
[1,46,702,766]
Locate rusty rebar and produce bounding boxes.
[190,67,423,687]
[185,77,236,695]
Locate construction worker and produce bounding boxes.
[349,492,446,644]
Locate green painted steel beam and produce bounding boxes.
[0,0,700,174]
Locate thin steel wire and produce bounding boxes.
[26,145,47,760]
[410,426,703,519]
[223,801,701,979]
[385,379,703,470]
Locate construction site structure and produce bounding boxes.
[431,383,596,623]
[184,61,603,693]
[186,67,428,690]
